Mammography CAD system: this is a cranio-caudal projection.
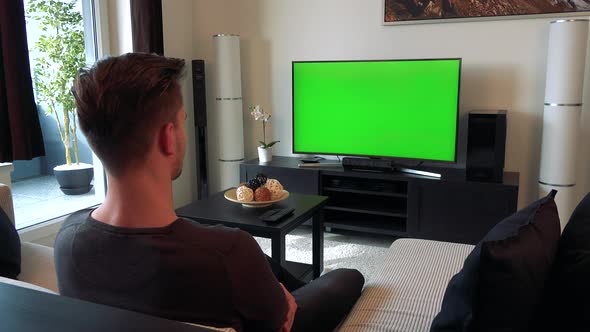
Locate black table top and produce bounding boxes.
[0,282,211,332]
[176,190,328,235]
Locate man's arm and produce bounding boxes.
[225,231,289,331]
[279,283,297,332]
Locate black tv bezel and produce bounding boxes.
[291,58,462,164]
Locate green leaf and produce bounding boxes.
[266,141,280,148]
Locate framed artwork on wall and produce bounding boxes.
[383,0,590,25]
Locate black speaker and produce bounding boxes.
[342,157,392,172]
[466,110,507,183]
[192,60,208,199]
[192,60,207,128]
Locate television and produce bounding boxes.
[292,58,461,163]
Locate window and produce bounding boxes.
[11,0,105,230]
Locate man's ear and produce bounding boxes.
[158,122,176,156]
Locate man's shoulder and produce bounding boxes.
[54,208,93,252]
[60,208,92,231]
[172,219,255,254]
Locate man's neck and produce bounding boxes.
[91,172,177,228]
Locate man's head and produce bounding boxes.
[72,53,186,179]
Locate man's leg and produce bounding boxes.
[265,255,307,291]
[291,268,364,332]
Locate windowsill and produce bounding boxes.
[18,214,67,243]
[18,204,100,243]
[0,163,14,188]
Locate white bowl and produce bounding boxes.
[224,188,289,208]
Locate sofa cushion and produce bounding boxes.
[475,191,560,330]
[0,206,20,279]
[0,275,56,294]
[534,192,590,330]
[430,190,560,332]
[338,239,474,332]
[18,242,58,293]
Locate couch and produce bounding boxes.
[339,190,590,332]
[2,180,465,331]
[338,238,472,331]
[4,180,571,331]
[0,183,58,293]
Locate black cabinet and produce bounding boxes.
[321,173,409,237]
[241,157,519,244]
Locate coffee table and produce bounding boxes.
[176,190,328,280]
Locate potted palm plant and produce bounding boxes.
[27,0,92,195]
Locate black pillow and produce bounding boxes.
[0,206,21,279]
[534,192,590,331]
[430,190,560,332]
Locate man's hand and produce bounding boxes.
[279,283,298,332]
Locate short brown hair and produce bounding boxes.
[73,53,185,175]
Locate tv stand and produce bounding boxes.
[240,156,519,244]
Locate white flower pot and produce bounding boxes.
[258,146,273,163]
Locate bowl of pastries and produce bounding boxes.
[224,173,288,208]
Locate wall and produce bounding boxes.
[105,0,196,208]
[107,0,132,55]
[162,0,197,208]
[191,0,590,208]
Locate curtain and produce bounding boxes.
[0,0,45,162]
[130,0,164,55]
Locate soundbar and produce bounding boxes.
[298,163,341,168]
[342,157,442,178]
[342,157,392,171]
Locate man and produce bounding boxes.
[55,53,364,332]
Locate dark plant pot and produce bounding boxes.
[53,163,94,195]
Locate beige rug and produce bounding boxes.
[255,227,394,281]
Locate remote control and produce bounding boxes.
[259,208,295,223]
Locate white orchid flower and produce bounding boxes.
[250,105,264,120]
[249,104,280,149]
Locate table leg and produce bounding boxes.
[312,211,324,278]
[271,232,286,267]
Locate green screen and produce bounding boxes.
[292,59,461,162]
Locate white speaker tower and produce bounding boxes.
[213,34,244,191]
[539,19,589,228]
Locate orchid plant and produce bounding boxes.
[250,105,279,149]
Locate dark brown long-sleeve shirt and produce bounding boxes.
[54,208,288,331]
